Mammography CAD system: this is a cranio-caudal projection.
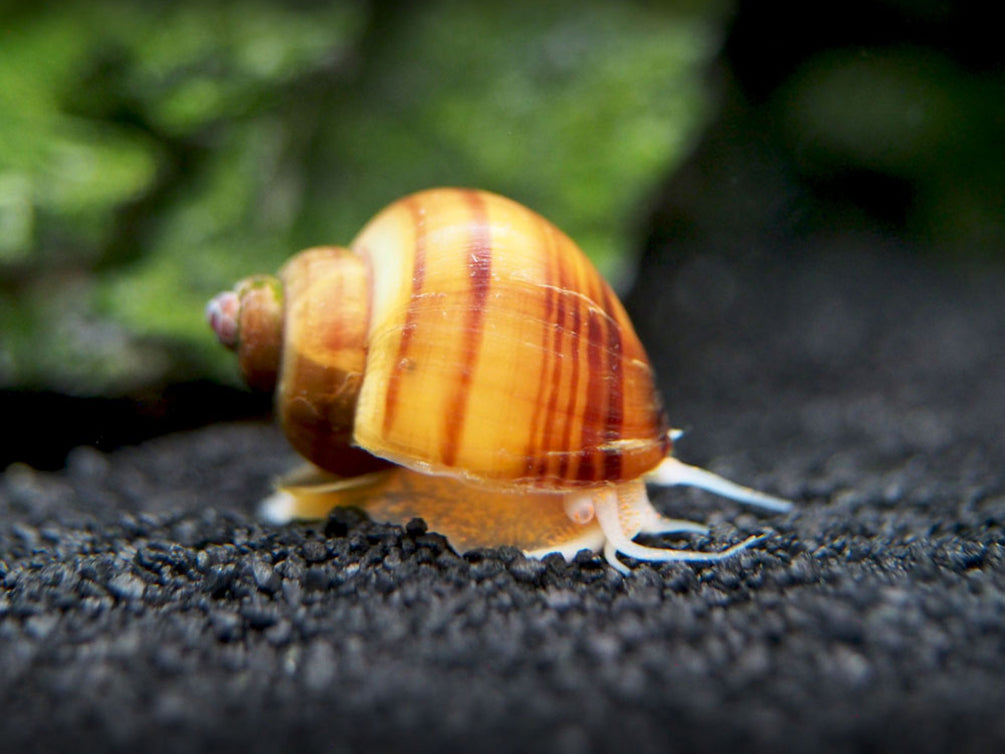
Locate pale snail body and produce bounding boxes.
[208,188,791,571]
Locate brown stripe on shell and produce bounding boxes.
[440,190,492,466]
[381,198,426,436]
[575,307,606,482]
[537,223,569,481]
[600,284,624,480]
[556,250,582,481]
[525,214,557,476]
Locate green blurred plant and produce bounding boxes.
[0,0,722,394]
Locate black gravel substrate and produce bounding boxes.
[2,245,1004,754]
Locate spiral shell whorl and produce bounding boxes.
[350,188,670,490]
[274,246,391,477]
[207,276,284,392]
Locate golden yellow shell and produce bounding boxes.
[277,187,669,488]
[208,187,791,570]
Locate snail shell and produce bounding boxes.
[208,188,791,571]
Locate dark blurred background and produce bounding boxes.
[1,0,1002,470]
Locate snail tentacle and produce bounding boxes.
[634,505,709,537]
[592,485,768,573]
[647,457,793,513]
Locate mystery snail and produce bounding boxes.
[207,188,791,572]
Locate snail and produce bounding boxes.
[207,188,791,572]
